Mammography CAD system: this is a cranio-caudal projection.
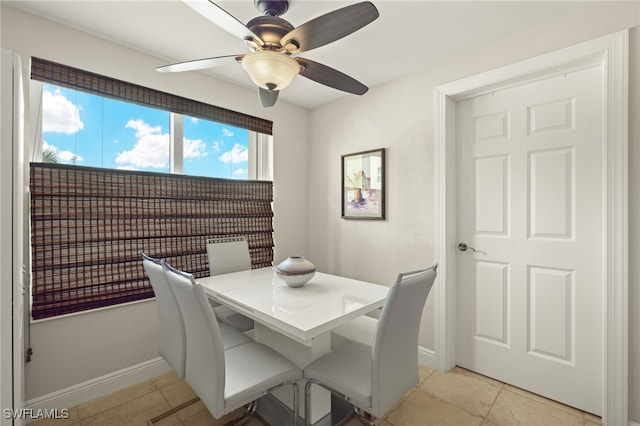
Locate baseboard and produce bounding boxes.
[418,345,437,369]
[24,357,171,419]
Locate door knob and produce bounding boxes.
[457,242,477,252]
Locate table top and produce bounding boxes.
[197,267,389,344]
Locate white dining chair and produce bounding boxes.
[141,252,187,378]
[206,235,252,275]
[142,253,255,425]
[142,252,201,424]
[303,265,438,425]
[164,263,302,425]
[142,253,252,355]
[206,236,255,332]
[330,315,378,349]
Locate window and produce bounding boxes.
[28,58,275,319]
[182,114,249,179]
[40,83,256,179]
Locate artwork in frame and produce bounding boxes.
[342,148,385,220]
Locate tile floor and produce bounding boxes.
[30,365,601,426]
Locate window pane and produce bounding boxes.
[42,83,170,173]
[183,115,249,179]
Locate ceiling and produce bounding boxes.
[6,1,603,109]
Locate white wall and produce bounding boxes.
[307,2,640,422]
[1,5,310,400]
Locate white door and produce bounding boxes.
[1,48,26,426]
[455,63,603,415]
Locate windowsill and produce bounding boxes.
[30,298,157,324]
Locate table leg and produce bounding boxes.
[253,323,332,424]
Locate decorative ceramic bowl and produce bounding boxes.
[275,256,316,288]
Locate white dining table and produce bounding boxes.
[197,266,389,424]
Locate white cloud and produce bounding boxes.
[116,165,139,171]
[184,138,207,159]
[115,119,169,169]
[233,168,246,176]
[42,141,83,164]
[42,88,84,134]
[219,144,248,164]
[222,128,234,137]
[212,140,223,152]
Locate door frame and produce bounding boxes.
[433,30,628,425]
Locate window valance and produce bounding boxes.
[30,56,273,135]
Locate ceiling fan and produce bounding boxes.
[156,0,379,107]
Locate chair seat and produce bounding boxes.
[331,315,377,349]
[304,342,372,410]
[214,304,255,332]
[224,341,303,410]
[219,322,252,350]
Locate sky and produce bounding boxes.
[42,83,249,179]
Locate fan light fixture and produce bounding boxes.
[242,50,301,91]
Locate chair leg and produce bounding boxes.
[304,380,312,426]
[290,382,300,426]
[223,401,258,426]
[352,407,376,426]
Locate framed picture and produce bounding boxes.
[342,148,385,220]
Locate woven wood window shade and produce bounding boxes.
[30,57,273,135]
[30,163,274,320]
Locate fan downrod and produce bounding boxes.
[254,0,289,17]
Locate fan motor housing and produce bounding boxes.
[247,16,294,48]
[254,0,289,17]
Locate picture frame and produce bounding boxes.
[341,148,385,220]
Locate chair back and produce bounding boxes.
[206,236,251,276]
[371,264,438,416]
[141,252,186,377]
[163,263,226,417]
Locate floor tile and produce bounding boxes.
[174,399,209,421]
[82,390,172,426]
[152,412,184,426]
[76,379,157,420]
[485,388,583,426]
[153,370,183,389]
[584,412,602,425]
[418,364,435,384]
[386,388,484,426]
[420,369,501,417]
[502,385,584,418]
[450,367,503,387]
[159,379,198,408]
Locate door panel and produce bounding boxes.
[474,261,510,346]
[455,64,603,415]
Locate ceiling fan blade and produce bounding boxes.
[182,0,264,46]
[259,87,279,108]
[296,58,368,95]
[281,2,379,53]
[156,54,243,73]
